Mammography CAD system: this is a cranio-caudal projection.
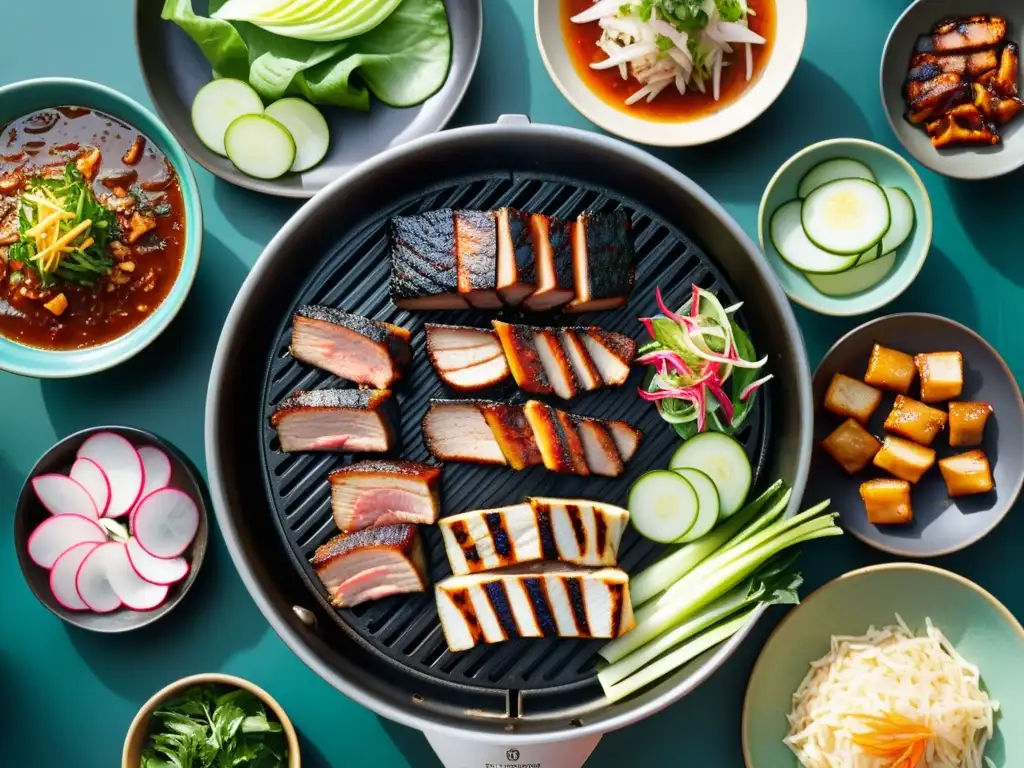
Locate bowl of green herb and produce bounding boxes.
[122,673,300,768]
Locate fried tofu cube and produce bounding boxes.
[864,344,917,393]
[938,450,994,496]
[948,401,994,447]
[883,394,948,446]
[873,436,936,483]
[914,351,963,402]
[821,418,882,474]
[824,374,883,423]
[859,479,913,525]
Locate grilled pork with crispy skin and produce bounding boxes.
[559,328,603,391]
[916,15,1007,54]
[523,400,590,475]
[424,323,510,392]
[422,399,509,465]
[572,416,625,477]
[389,209,467,310]
[524,214,576,311]
[435,566,635,651]
[906,50,999,99]
[312,524,427,607]
[455,210,502,309]
[329,460,442,532]
[439,499,629,576]
[478,401,543,470]
[496,207,537,306]
[582,327,635,385]
[568,210,635,313]
[270,389,397,453]
[994,41,1020,97]
[290,306,412,389]
[492,320,552,395]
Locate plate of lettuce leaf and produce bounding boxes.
[136,0,482,196]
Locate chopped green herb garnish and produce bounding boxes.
[657,0,709,31]
[714,0,745,22]
[656,33,675,52]
[9,271,23,285]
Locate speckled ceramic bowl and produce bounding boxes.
[0,78,202,378]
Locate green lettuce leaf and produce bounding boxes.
[161,0,250,81]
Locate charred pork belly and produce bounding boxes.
[389,209,467,310]
[424,323,510,392]
[904,73,970,125]
[478,401,544,470]
[524,401,590,475]
[422,399,509,465]
[495,207,537,306]
[572,416,625,477]
[532,327,580,400]
[994,42,1020,97]
[916,15,1007,55]
[435,566,635,651]
[290,306,412,389]
[438,499,629,576]
[559,328,603,392]
[312,523,427,607]
[492,320,552,395]
[581,327,636,386]
[270,389,397,453]
[455,210,503,309]
[568,209,636,313]
[971,82,1024,124]
[926,103,1001,147]
[329,460,442,532]
[907,50,1000,88]
[608,420,643,461]
[524,214,576,311]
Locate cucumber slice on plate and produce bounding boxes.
[265,98,330,172]
[669,432,752,518]
[805,251,897,296]
[878,187,915,254]
[797,158,876,198]
[853,243,881,267]
[770,200,860,274]
[628,470,700,543]
[672,468,720,542]
[191,78,264,157]
[224,114,296,180]
[801,178,891,256]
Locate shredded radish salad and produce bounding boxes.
[570,0,766,105]
[638,285,772,439]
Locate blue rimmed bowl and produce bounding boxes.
[0,78,202,378]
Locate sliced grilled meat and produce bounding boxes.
[916,16,1007,54]
[971,82,1024,125]
[926,103,1001,147]
[290,306,412,389]
[389,209,466,310]
[455,210,502,309]
[568,209,635,313]
[422,399,508,465]
[572,417,625,477]
[479,401,543,470]
[496,207,537,306]
[559,328,603,391]
[533,327,579,400]
[436,566,635,651]
[270,389,397,453]
[439,499,629,575]
[424,323,510,392]
[524,214,575,311]
[994,42,1019,97]
[907,50,999,94]
[524,401,590,475]
[905,74,970,124]
[329,460,442,532]
[492,320,552,394]
[608,420,642,462]
[582,328,636,386]
[312,524,427,607]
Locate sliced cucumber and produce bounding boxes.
[224,114,297,180]
[191,78,265,157]
[878,187,915,255]
[797,158,876,199]
[672,468,720,542]
[805,251,897,297]
[801,178,891,256]
[770,200,860,274]
[669,433,752,519]
[854,243,881,266]
[628,470,700,543]
[265,98,330,172]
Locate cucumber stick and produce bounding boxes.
[669,433,752,518]
[629,471,700,543]
[801,178,891,255]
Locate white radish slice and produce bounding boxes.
[32,473,99,519]
[105,542,170,611]
[69,458,110,517]
[50,542,100,611]
[77,432,144,519]
[27,514,106,569]
[133,489,200,558]
[126,537,189,586]
[131,446,173,526]
[75,542,124,613]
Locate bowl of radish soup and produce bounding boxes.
[14,425,208,632]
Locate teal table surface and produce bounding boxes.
[4,1,1024,766]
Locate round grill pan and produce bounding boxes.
[207,119,813,741]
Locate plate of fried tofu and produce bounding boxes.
[808,312,1024,556]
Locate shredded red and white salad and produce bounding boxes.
[638,284,772,438]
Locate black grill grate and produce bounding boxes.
[258,171,771,710]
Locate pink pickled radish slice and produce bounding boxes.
[76,432,144,519]
[74,542,124,613]
[50,542,100,611]
[126,537,189,586]
[106,541,169,610]
[133,489,199,559]
[27,514,106,569]
[32,474,98,519]
[69,458,111,517]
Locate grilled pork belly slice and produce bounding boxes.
[523,401,590,475]
[559,328,602,392]
[312,524,427,608]
[329,460,442,532]
[916,15,1007,55]
[568,210,636,313]
[492,320,552,395]
[524,214,575,311]
[270,389,397,453]
[424,324,511,392]
[436,566,634,651]
[582,328,636,386]
[439,499,629,576]
[455,210,503,309]
[290,306,412,389]
[479,401,543,470]
[533,327,579,400]
[422,400,508,465]
[496,207,537,306]
[572,417,625,477]
[608,420,642,462]
[389,209,468,310]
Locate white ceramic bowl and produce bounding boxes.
[535,0,807,146]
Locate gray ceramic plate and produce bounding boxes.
[14,426,209,632]
[808,314,1024,557]
[881,0,1024,180]
[134,0,482,198]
